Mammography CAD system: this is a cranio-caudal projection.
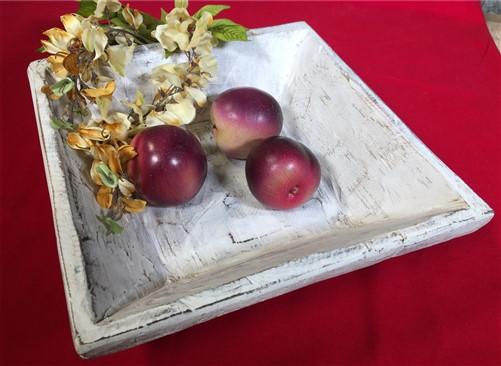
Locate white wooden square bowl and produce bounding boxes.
[28,22,493,358]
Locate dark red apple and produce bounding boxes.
[211,87,283,159]
[127,125,207,206]
[245,137,321,210]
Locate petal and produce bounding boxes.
[94,144,122,173]
[96,186,113,209]
[185,86,207,107]
[82,81,116,98]
[122,4,143,29]
[103,145,121,173]
[165,8,190,23]
[94,0,106,17]
[151,64,183,88]
[179,19,193,33]
[90,145,106,161]
[92,27,108,60]
[145,110,177,126]
[118,144,138,165]
[104,122,128,140]
[199,54,217,79]
[105,112,130,128]
[188,12,212,50]
[134,90,144,106]
[107,0,122,13]
[67,132,92,150]
[78,126,111,141]
[118,178,135,197]
[97,96,112,119]
[174,0,188,9]
[164,28,190,51]
[152,24,177,52]
[82,21,108,60]
[47,55,68,78]
[122,197,147,213]
[43,28,74,52]
[122,4,134,27]
[107,44,135,76]
[90,160,103,185]
[194,32,213,56]
[164,98,196,125]
[60,14,82,38]
[41,40,66,55]
[95,0,122,17]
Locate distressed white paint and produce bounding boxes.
[27,22,493,358]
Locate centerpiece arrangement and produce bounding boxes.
[39,0,321,233]
[30,1,492,357]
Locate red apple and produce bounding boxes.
[211,87,283,159]
[127,125,207,206]
[245,137,321,210]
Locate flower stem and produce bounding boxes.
[106,28,150,45]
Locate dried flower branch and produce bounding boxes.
[39,0,247,233]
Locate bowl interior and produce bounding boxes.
[50,24,466,323]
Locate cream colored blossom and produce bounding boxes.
[107,44,135,76]
[122,4,143,30]
[41,28,74,54]
[47,55,68,78]
[152,8,193,52]
[103,112,131,140]
[96,186,113,208]
[82,80,115,98]
[81,19,108,60]
[118,178,135,197]
[146,98,196,126]
[122,90,149,123]
[82,80,116,118]
[117,144,137,165]
[67,132,92,150]
[199,54,217,82]
[122,197,147,213]
[188,12,212,51]
[41,17,82,78]
[94,0,122,18]
[185,86,207,107]
[151,63,190,89]
[60,14,83,38]
[78,125,111,141]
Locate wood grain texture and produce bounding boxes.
[27,22,493,358]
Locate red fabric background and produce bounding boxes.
[1,1,500,365]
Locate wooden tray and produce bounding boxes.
[28,22,493,358]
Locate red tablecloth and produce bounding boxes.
[1,1,500,365]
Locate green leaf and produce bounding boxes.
[211,26,248,42]
[175,0,188,9]
[160,8,168,23]
[50,118,75,131]
[74,107,90,117]
[210,20,248,42]
[164,49,174,58]
[97,215,124,234]
[137,24,156,43]
[110,16,128,28]
[209,18,246,29]
[77,0,97,17]
[95,162,118,189]
[36,46,46,53]
[141,12,162,28]
[194,5,230,19]
[50,78,75,96]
